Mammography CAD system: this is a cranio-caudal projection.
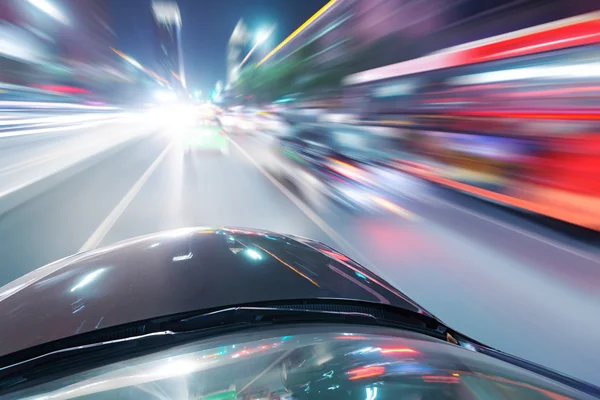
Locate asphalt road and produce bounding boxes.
[0,123,599,386]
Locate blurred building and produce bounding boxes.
[151,0,185,91]
[257,0,600,93]
[0,0,121,102]
[60,0,121,100]
[0,0,66,87]
[61,0,115,65]
[226,19,248,87]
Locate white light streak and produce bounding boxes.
[28,0,69,25]
[70,269,104,292]
[173,253,193,262]
[245,249,262,260]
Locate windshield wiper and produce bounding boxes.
[158,301,445,337]
[0,300,457,394]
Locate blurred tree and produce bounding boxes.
[233,41,351,103]
[233,57,304,104]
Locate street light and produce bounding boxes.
[27,0,69,25]
[255,29,271,45]
[154,90,177,103]
[236,25,276,73]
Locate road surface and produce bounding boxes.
[0,120,599,386]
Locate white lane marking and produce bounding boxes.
[420,193,600,264]
[226,135,388,277]
[79,141,174,252]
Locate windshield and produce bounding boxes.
[5,326,595,400]
[1,0,600,394]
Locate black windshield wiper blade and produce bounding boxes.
[0,311,316,393]
[0,308,372,375]
[159,303,446,339]
[0,299,448,372]
[0,330,172,393]
[1,307,379,372]
[164,306,379,331]
[0,301,453,394]
[0,319,258,394]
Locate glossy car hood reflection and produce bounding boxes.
[0,227,428,357]
[6,326,596,400]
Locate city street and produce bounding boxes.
[0,120,599,386]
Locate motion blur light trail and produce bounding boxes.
[347,366,385,380]
[0,0,599,392]
[0,122,597,386]
[371,196,416,221]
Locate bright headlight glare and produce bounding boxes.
[154,90,177,103]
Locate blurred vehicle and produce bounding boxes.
[343,11,600,230]
[254,111,278,131]
[264,122,408,215]
[254,111,293,139]
[197,104,218,118]
[220,111,240,133]
[220,109,258,135]
[0,228,598,399]
[239,110,259,134]
[183,117,229,156]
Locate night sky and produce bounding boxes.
[108,0,328,94]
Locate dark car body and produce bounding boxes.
[0,228,599,399]
[1,228,599,398]
[0,228,427,359]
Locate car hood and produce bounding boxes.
[0,227,430,357]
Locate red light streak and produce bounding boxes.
[452,111,600,121]
[504,85,600,98]
[320,249,350,262]
[347,11,600,85]
[347,366,385,380]
[380,348,417,354]
[33,85,89,94]
[402,161,600,229]
[467,20,600,63]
